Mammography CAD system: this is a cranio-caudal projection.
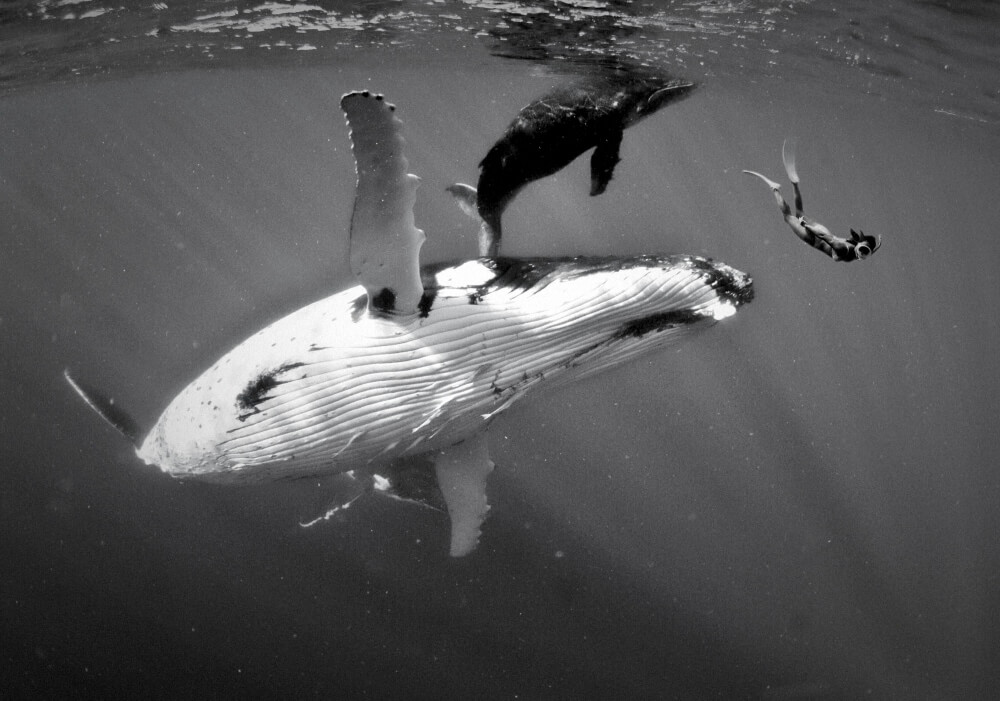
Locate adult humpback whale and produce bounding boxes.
[66,91,752,556]
[449,70,696,256]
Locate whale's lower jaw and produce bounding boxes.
[137,255,752,484]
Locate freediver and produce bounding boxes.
[743,140,880,262]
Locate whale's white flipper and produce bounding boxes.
[342,91,425,314]
[432,434,493,557]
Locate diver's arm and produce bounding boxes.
[743,170,789,213]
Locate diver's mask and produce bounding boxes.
[850,229,880,260]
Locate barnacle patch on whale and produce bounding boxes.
[236,362,305,419]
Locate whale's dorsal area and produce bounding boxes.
[342,91,425,315]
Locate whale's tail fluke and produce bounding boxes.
[446,182,500,258]
[446,182,478,219]
[64,368,142,446]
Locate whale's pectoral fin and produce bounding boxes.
[342,91,425,314]
[63,368,141,445]
[432,434,494,557]
[589,128,624,196]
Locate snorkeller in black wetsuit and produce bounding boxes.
[744,140,881,262]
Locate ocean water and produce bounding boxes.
[2,1,998,699]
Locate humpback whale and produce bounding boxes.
[66,91,752,556]
[449,70,696,256]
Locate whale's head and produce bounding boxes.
[624,76,697,126]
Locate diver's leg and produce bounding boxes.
[743,170,792,216]
[744,170,815,247]
[782,139,804,216]
[792,182,804,218]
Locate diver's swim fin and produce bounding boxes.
[742,169,781,191]
[64,368,141,445]
[782,138,799,184]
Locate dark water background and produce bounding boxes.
[2,1,998,698]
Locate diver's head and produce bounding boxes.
[850,229,881,260]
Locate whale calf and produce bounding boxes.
[67,91,751,556]
[451,69,696,256]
